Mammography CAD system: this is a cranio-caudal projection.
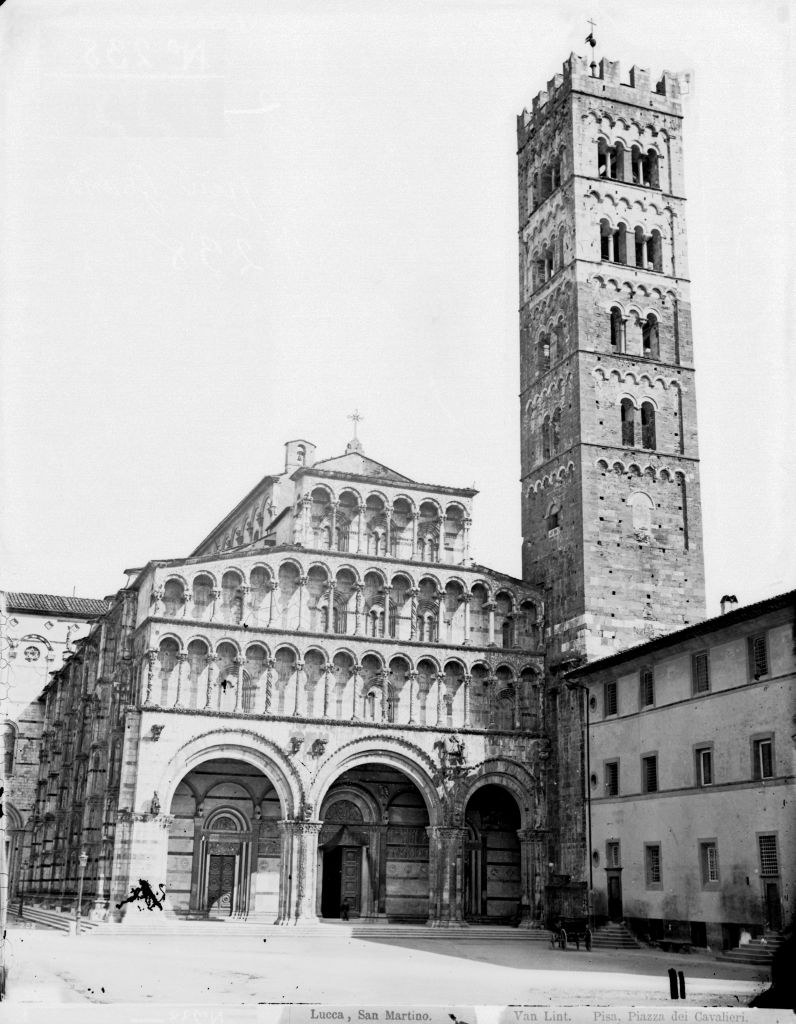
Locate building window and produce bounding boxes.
[642,754,658,793]
[695,746,713,787]
[644,843,662,888]
[605,760,619,796]
[639,667,655,708]
[640,402,656,450]
[603,680,617,717]
[606,841,621,868]
[748,633,769,679]
[758,834,779,876]
[546,503,560,533]
[752,737,774,780]
[692,651,710,694]
[700,841,720,886]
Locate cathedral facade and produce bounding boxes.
[23,439,550,925]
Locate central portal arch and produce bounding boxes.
[317,763,432,922]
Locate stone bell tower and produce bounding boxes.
[517,53,706,662]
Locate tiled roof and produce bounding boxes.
[4,592,110,618]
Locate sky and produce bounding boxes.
[1,0,793,615]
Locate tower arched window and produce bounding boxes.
[538,333,551,374]
[614,223,627,264]
[649,230,663,272]
[620,398,636,446]
[501,619,513,648]
[541,165,553,200]
[634,226,646,268]
[542,415,552,460]
[610,307,625,352]
[642,314,660,358]
[546,504,560,532]
[640,402,656,450]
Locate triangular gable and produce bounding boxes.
[307,452,415,483]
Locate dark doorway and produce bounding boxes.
[207,854,235,916]
[607,871,623,921]
[322,847,343,918]
[765,882,782,931]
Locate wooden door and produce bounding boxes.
[207,854,235,916]
[340,847,361,916]
[765,882,782,931]
[607,872,623,922]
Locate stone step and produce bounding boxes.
[591,923,641,950]
[13,907,99,932]
[90,920,552,940]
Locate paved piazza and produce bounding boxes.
[3,923,768,1017]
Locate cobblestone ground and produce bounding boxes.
[2,923,767,1012]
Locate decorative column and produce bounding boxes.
[233,656,243,713]
[463,517,472,563]
[437,588,446,643]
[143,650,157,705]
[276,820,322,925]
[325,582,335,633]
[204,653,217,710]
[301,494,313,545]
[174,652,188,708]
[462,594,471,645]
[426,826,466,926]
[488,604,496,645]
[239,584,251,623]
[350,663,361,720]
[513,684,521,731]
[355,505,364,554]
[263,659,275,714]
[295,575,306,629]
[293,660,305,717]
[330,501,339,549]
[437,514,446,561]
[385,504,393,555]
[410,512,419,559]
[267,580,277,627]
[409,588,419,640]
[353,583,363,635]
[517,827,548,928]
[435,672,444,727]
[210,588,222,622]
[487,676,496,730]
[322,664,332,718]
[381,671,388,722]
[462,672,471,728]
[383,585,392,638]
[407,670,418,725]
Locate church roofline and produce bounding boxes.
[189,472,282,556]
[294,464,477,498]
[566,588,796,679]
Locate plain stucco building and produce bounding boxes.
[567,590,795,948]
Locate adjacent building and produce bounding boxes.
[566,590,795,948]
[1,592,109,903]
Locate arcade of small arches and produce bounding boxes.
[142,637,544,733]
[599,217,665,274]
[157,750,545,926]
[609,305,660,359]
[526,145,565,213]
[152,564,539,650]
[214,488,473,564]
[526,226,570,294]
[597,138,661,189]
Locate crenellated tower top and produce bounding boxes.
[517,53,686,147]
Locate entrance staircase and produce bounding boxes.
[717,933,785,966]
[591,922,641,950]
[10,907,100,933]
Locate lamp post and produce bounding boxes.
[566,678,594,929]
[75,850,88,936]
[18,860,29,920]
